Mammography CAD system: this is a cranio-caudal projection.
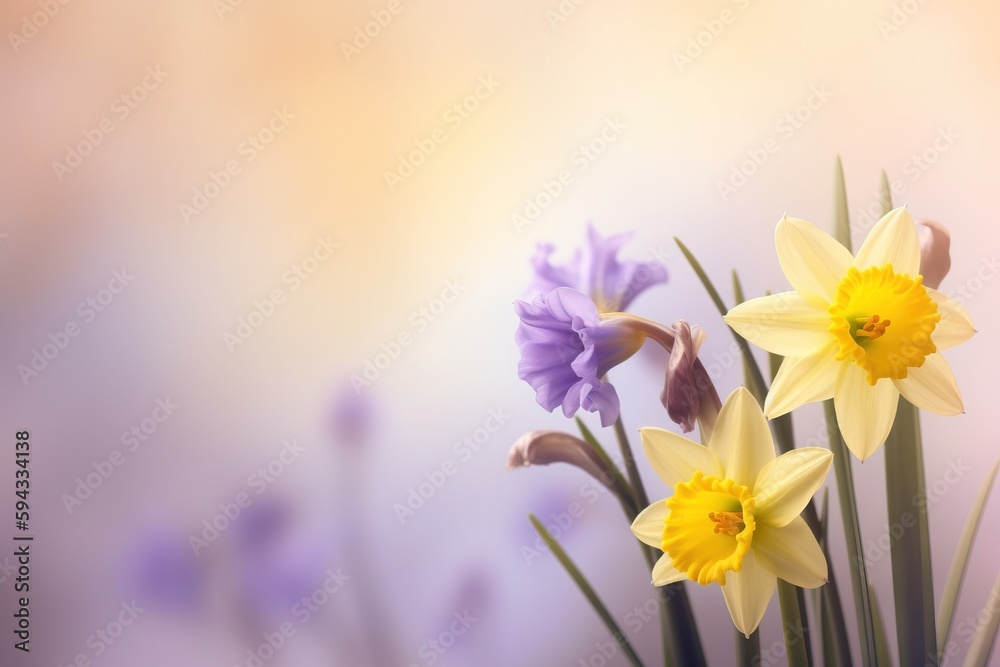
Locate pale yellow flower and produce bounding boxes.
[631,388,832,637]
[724,208,975,460]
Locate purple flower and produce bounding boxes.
[515,287,643,427]
[530,223,667,313]
[329,379,373,447]
[126,523,204,613]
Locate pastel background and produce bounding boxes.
[1,0,998,666]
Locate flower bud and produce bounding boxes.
[506,430,615,489]
[662,320,704,433]
[917,219,951,289]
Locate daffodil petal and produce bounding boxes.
[753,448,833,527]
[724,292,832,357]
[631,500,669,549]
[764,343,840,418]
[775,216,853,305]
[834,363,900,461]
[895,353,964,416]
[927,288,975,350]
[752,517,828,588]
[652,552,687,586]
[640,427,722,488]
[721,550,776,638]
[708,388,775,487]
[855,207,921,275]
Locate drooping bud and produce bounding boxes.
[506,430,615,489]
[662,320,707,433]
[917,219,951,289]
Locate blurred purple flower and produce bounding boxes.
[515,287,643,427]
[128,525,204,613]
[329,380,373,446]
[530,223,667,313]
[233,500,335,621]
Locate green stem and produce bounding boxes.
[613,415,650,509]
[884,398,936,665]
[778,579,813,667]
[616,417,705,667]
[826,400,879,667]
[736,629,760,667]
[575,417,638,518]
[530,514,646,667]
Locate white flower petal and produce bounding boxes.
[708,388,775,487]
[724,292,833,357]
[652,552,687,586]
[894,353,964,416]
[721,550,776,638]
[927,288,975,350]
[752,517,828,588]
[775,216,853,305]
[834,363,900,461]
[855,207,921,275]
[764,343,841,418]
[631,500,669,549]
[753,448,833,527]
[640,427,722,489]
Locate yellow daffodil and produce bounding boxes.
[724,208,975,461]
[631,388,832,637]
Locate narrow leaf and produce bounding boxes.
[778,579,813,667]
[884,400,937,665]
[868,582,892,667]
[575,417,638,517]
[878,169,893,218]
[529,514,646,667]
[938,460,1000,656]
[963,570,1000,667]
[834,156,852,251]
[826,400,879,667]
[674,238,768,428]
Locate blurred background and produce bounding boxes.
[1,0,998,665]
